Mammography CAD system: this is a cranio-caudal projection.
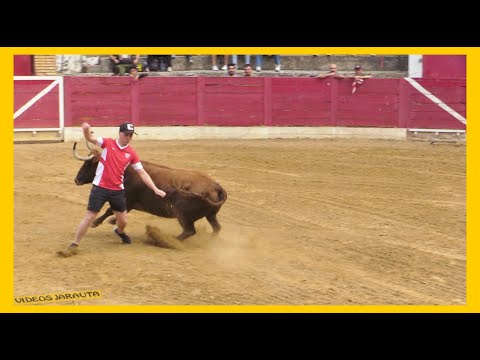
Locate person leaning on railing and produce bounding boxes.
[316,63,345,78]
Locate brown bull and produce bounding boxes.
[73,142,227,240]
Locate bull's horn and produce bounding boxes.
[73,142,94,161]
[85,140,93,151]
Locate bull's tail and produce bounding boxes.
[176,183,227,208]
[208,183,227,207]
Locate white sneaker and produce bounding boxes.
[212,65,219,71]
[167,67,172,72]
[256,66,261,72]
[221,65,227,71]
[275,65,281,72]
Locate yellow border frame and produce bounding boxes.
[3,47,477,313]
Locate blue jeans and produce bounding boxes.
[231,55,251,66]
[255,55,281,67]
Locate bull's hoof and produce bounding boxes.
[90,221,100,228]
[107,218,116,225]
[145,225,185,250]
[177,232,195,241]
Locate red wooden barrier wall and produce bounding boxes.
[56,76,466,131]
[406,79,466,129]
[423,55,466,79]
[14,80,59,128]
[14,55,33,76]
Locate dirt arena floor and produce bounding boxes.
[14,138,466,306]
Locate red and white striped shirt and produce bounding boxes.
[92,137,143,190]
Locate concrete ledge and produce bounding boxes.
[64,126,407,142]
[82,55,408,73]
[14,130,63,143]
[70,70,408,78]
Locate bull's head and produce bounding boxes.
[73,141,100,185]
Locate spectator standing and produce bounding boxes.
[212,55,229,71]
[146,55,172,72]
[231,55,251,68]
[255,55,281,72]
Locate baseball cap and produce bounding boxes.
[119,122,137,134]
[354,65,362,70]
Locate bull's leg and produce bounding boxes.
[108,207,133,225]
[206,213,221,234]
[176,216,196,241]
[91,207,114,228]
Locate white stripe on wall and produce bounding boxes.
[404,77,466,125]
[14,79,59,120]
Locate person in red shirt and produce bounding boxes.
[58,122,166,257]
[351,65,372,94]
